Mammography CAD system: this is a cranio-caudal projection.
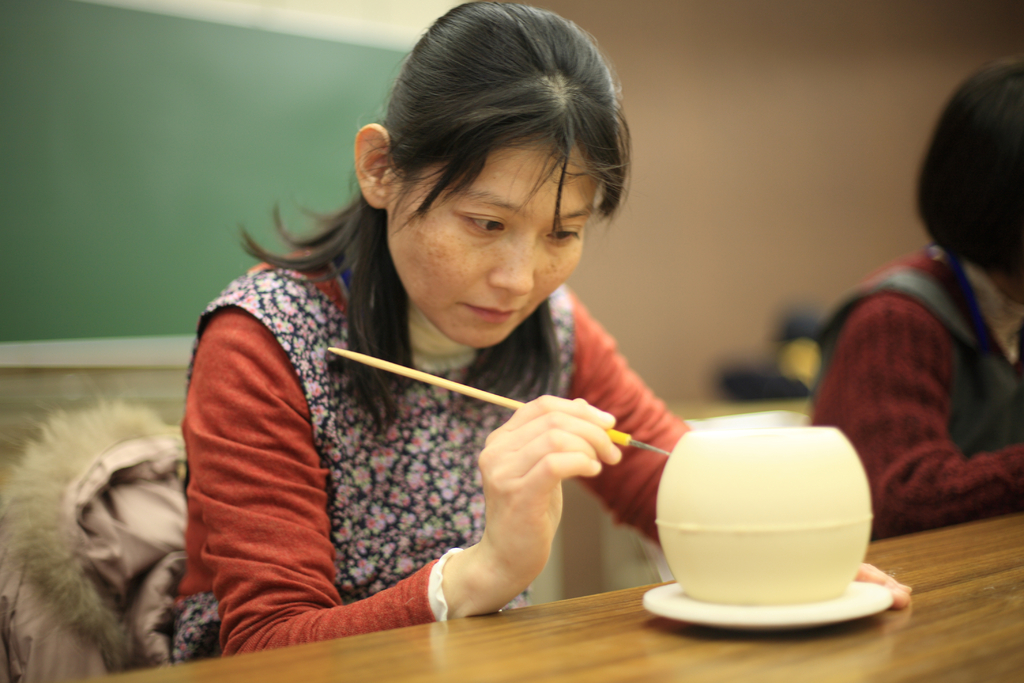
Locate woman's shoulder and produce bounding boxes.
[858,249,958,298]
[207,268,346,315]
[847,289,950,336]
[197,267,347,344]
[819,255,957,372]
[818,290,954,396]
[829,283,954,357]
[852,250,977,347]
[823,249,960,338]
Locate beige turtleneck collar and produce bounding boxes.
[408,303,477,373]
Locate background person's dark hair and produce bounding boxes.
[918,56,1024,275]
[244,2,630,427]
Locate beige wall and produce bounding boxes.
[535,0,1024,403]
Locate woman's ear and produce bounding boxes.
[354,124,392,209]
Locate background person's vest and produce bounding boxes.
[816,268,1024,457]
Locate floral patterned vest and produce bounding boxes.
[173,269,575,660]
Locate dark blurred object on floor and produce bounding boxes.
[717,307,823,401]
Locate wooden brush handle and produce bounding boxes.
[328,347,638,449]
[329,347,523,410]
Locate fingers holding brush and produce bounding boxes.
[489,396,622,472]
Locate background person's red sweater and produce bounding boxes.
[813,251,1024,539]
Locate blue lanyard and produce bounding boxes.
[943,248,992,355]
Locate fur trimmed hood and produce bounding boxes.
[0,402,186,682]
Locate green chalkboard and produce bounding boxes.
[0,0,407,342]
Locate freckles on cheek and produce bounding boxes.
[542,253,581,292]
[415,238,471,294]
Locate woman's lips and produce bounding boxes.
[465,304,515,324]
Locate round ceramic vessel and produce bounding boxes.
[656,427,872,605]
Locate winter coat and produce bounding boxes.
[0,402,187,683]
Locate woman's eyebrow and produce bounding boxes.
[462,189,594,219]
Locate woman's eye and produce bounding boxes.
[550,229,581,242]
[473,218,504,232]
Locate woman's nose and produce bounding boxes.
[488,242,536,296]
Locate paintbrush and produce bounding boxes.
[328,347,671,457]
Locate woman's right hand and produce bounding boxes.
[440,396,621,618]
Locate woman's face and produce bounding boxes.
[384,146,596,349]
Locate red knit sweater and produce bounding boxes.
[180,280,686,654]
[812,252,1024,539]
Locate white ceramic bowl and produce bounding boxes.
[656,427,872,605]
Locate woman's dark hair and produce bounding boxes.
[245,2,630,427]
[918,56,1024,274]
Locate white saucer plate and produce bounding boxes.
[642,581,893,631]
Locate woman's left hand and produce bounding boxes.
[856,563,912,609]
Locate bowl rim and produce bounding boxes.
[655,515,873,533]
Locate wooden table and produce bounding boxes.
[97,513,1023,683]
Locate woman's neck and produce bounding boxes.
[960,258,1024,363]
[986,269,1024,306]
[408,303,476,373]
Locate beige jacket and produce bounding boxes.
[0,403,187,683]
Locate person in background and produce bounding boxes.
[813,57,1024,539]
[175,2,911,660]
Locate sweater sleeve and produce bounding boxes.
[181,307,436,655]
[812,292,1024,539]
[567,293,689,541]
